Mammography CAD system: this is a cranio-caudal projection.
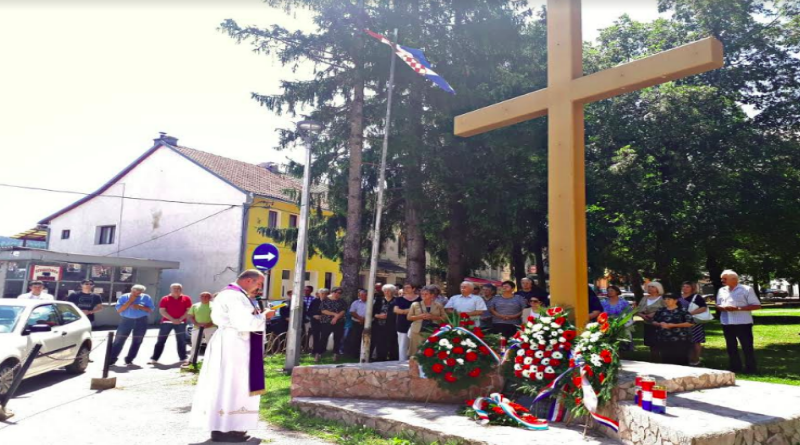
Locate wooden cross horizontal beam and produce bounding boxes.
[454,37,724,138]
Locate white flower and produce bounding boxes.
[552,351,563,359]
[522,370,532,378]
[532,324,543,332]
[558,329,564,334]
[535,372,544,380]
[524,357,534,365]
[438,339,449,347]
[517,349,526,357]
[534,350,544,359]
[457,358,464,365]
[526,322,534,329]
[559,336,567,343]
[446,344,453,350]
[520,335,529,343]
[592,358,603,367]
[541,317,552,324]
[544,366,555,374]
[551,323,560,329]
[586,322,599,330]
[549,339,558,345]
[514,364,523,371]
[591,353,601,363]
[541,358,550,366]
[581,331,591,339]
[539,340,546,345]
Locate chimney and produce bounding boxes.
[258,162,280,173]
[154,132,179,146]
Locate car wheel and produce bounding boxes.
[766,292,774,299]
[65,344,90,374]
[0,360,17,396]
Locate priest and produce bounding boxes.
[191,269,275,443]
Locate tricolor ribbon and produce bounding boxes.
[472,393,549,431]
[430,325,502,363]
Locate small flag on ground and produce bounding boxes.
[365,29,455,95]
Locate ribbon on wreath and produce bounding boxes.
[532,356,620,433]
[431,325,502,363]
[472,393,549,430]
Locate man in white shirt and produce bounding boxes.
[716,270,761,374]
[445,281,488,324]
[18,280,55,301]
[345,288,368,358]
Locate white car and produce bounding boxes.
[0,299,93,396]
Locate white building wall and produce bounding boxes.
[47,147,247,299]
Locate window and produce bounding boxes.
[96,225,116,245]
[268,211,279,229]
[289,215,298,228]
[61,229,71,240]
[281,270,290,280]
[57,303,82,325]
[324,272,333,290]
[304,272,311,281]
[26,305,60,328]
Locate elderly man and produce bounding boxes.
[110,284,155,366]
[18,280,55,301]
[515,277,550,307]
[345,288,368,358]
[150,283,193,366]
[445,281,488,325]
[187,292,216,356]
[717,270,761,374]
[191,269,275,443]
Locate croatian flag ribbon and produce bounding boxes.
[365,29,456,95]
[472,393,549,431]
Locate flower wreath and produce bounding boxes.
[415,312,499,391]
[460,393,548,430]
[508,307,577,386]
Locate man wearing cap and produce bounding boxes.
[67,280,104,322]
[18,280,55,301]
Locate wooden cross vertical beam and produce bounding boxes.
[547,0,588,325]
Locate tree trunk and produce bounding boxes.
[631,270,645,300]
[340,16,366,303]
[534,222,547,288]
[511,241,526,287]
[706,253,723,292]
[446,199,468,296]
[403,0,426,287]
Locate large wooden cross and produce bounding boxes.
[454,0,723,328]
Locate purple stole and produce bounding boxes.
[225,284,266,396]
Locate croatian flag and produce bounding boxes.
[365,29,456,95]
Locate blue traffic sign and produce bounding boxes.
[252,243,280,271]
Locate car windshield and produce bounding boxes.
[0,305,24,334]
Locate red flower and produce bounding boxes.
[513,331,522,339]
[599,373,606,384]
[583,365,594,377]
[600,322,610,333]
[468,368,482,378]
[423,348,435,357]
[478,346,490,355]
[492,406,504,414]
[460,312,470,319]
[550,359,561,366]
[509,402,529,413]
[572,376,582,387]
[597,312,609,324]
[600,349,613,364]
[538,344,547,351]
[514,370,523,378]
[575,397,582,405]
[427,336,439,343]
[537,365,545,372]
[515,356,524,364]
[563,330,577,341]
[544,351,552,358]
[466,399,475,406]
[453,346,465,355]
[437,351,448,360]
[432,363,444,373]
[473,327,485,339]
[546,307,564,316]
[525,349,535,357]
[446,358,457,367]
[562,343,572,351]
[466,352,479,362]
[444,372,458,383]
[528,315,535,322]
[555,317,566,326]
[569,359,576,368]
[521,342,530,350]
[452,337,462,344]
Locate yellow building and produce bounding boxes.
[243,197,341,300]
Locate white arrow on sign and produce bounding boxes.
[254,253,276,262]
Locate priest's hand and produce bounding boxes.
[264,309,277,320]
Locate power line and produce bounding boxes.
[105,205,237,257]
[0,183,291,208]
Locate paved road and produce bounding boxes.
[0,328,327,445]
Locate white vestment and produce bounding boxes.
[191,284,266,432]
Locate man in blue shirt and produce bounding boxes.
[110,284,155,366]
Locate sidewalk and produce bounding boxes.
[0,327,328,445]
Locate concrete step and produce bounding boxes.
[606,380,800,445]
[615,361,735,401]
[293,396,619,445]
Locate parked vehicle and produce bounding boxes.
[620,292,638,306]
[761,288,789,299]
[0,299,92,396]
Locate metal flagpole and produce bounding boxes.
[360,28,398,364]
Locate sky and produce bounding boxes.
[0,0,666,237]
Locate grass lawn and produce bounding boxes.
[622,307,800,386]
[261,353,456,445]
